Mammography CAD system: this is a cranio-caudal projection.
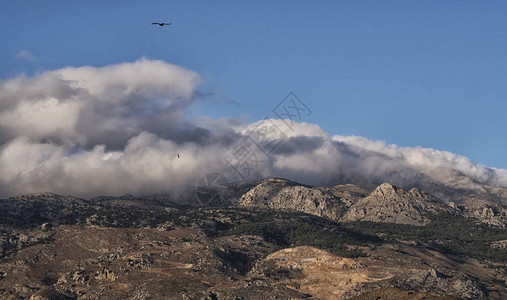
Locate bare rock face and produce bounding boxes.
[238,178,369,220]
[342,183,457,225]
[239,180,457,226]
[464,203,507,228]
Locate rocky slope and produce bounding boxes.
[463,203,507,228]
[417,170,507,207]
[0,192,89,228]
[238,179,460,226]
[342,183,458,225]
[238,178,370,221]
[0,226,306,299]
[2,204,505,299]
[264,245,487,299]
[1,180,507,299]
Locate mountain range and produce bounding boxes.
[1,176,507,299]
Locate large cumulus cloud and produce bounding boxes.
[0,58,202,149]
[235,119,507,191]
[0,59,232,197]
[1,58,506,199]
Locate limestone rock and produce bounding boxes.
[342,183,457,225]
[238,178,369,220]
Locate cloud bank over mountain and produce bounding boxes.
[0,59,506,198]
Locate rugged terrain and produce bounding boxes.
[239,178,507,227]
[1,179,507,299]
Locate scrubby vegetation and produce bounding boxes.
[78,206,382,258]
[3,195,506,264]
[346,213,507,262]
[212,208,380,257]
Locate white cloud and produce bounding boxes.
[1,59,507,199]
[15,50,36,61]
[0,97,82,143]
[0,133,226,198]
[0,58,201,149]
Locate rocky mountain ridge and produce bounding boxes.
[238,178,369,222]
[1,179,507,299]
[238,178,506,227]
[3,178,506,229]
[342,183,457,225]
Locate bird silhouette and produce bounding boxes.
[177,154,180,158]
[152,22,172,27]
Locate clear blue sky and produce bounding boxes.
[1,1,507,168]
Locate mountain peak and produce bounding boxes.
[371,183,400,198]
[344,182,455,225]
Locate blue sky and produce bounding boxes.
[1,1,507,168]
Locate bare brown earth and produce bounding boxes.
[1,224,505,299]
[2,178,507,299]
[264,245,503,299]
[0,226,307,299]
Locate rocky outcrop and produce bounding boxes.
[342,183,457,225]
[464,203,507,228]
[238,178,369,220]
[238,180,458,226]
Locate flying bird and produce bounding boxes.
[177,154,180,158]
[152,22,172,27]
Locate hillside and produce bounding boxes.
[342,183,457,225]
[238,179,506,227]
[238,178,370,221]
[1,180,507,299]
